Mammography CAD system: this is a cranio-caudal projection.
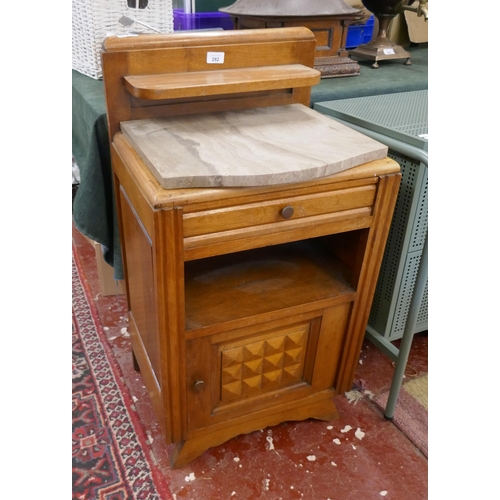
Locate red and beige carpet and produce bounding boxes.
[72,226,428,499]
[72,250,172,500]
[373,374,428,457]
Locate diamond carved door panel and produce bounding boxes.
[186,319,319,432]
[220,323,310,403]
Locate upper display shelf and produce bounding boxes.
[123,64,321,100]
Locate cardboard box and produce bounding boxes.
[404,9,428,44]
[84,236,125,296]
[387,6,428,46]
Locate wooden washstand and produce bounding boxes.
[101,27,401,468]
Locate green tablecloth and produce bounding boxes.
[311,45,428,105]
[71,44,427,281]
[72,70,124,279]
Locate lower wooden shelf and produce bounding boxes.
[184,237,356,331]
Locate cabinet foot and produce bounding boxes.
[132,350,140,372]
[169,396,339,468]
[170,440,206,470]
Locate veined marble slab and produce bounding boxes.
[120,104,388,188]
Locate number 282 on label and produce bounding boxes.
[207,52,225,64]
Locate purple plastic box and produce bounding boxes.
[173,9,234,31]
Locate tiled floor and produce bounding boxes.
[72,223,428,499]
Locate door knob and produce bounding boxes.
[194,379,205,391]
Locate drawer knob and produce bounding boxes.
[194,379,205,391]
[280,206,294,219]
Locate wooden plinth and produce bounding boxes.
[227,16,362,78]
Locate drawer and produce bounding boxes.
[183,184,376,238]
[182,184,377,260]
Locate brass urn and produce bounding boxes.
[349,0,411,68]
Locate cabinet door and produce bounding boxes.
[185,302,351,432]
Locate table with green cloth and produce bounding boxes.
[71,45,427,280]
[72,70,123,279]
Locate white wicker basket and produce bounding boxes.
[72,0,174,79]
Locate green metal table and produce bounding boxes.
[314,90,428,418]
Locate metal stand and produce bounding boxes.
[384,235,428,419]
[349,16,411,68]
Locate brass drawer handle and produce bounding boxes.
[280,206,294,219]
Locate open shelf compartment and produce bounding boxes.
[184,237,358,331]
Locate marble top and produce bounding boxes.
[120,104,388,188]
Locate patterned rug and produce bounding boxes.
[72,248,172,500]
[373,374,428,457]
